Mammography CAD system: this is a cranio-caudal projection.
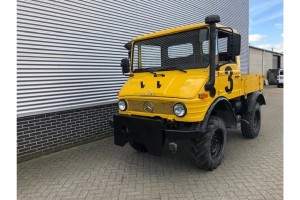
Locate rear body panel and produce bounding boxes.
[241,74,264,95]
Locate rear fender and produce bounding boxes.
[247,92,266,112]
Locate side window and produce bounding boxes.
[168,43,193,58]
[280,70,284,75]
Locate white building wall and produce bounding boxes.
[249,48,263,74]
[249,46,284,78]
[17,0,249,117]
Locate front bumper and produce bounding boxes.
[112,114,202,156]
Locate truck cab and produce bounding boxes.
[112,15,265,170]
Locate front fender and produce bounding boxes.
[199,97,237,132]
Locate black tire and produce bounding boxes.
[129,141,147,152]
[191,116,227,170]
[241,102,261,139]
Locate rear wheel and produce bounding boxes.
[191,116,227,170]
[129,141,147,152]
[241,102,261,138]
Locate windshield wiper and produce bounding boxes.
[134,67,157,74]
[159,66,187,73]
[134,66,187,74]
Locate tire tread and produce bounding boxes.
[241,102,261,139]
[191,116,226,170]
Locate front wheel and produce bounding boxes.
[191,116,227,170]
[241,102,261,139]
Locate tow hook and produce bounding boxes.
[168,142,178,153]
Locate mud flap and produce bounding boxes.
[113,115,163,156]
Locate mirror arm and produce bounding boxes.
[122,72,134,77]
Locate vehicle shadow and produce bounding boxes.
[121,127,246,173]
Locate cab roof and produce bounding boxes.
[132,23,238,42]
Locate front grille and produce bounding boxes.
[127,99,174,115]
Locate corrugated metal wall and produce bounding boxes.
[17,0,249,117]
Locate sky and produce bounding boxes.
[249,0,283,53]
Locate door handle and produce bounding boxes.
[234,75,240,78]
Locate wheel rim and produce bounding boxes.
[253,109,261,132]
[211,129,224,160]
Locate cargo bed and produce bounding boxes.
[241,74,264,95]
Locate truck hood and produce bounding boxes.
[119,73,208,99]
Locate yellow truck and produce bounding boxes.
[112,15,265,170]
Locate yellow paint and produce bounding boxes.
[118,23,263,123]
[119,69,209,99]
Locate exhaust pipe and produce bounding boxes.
[204,15,220,98]
[168,142,178,153]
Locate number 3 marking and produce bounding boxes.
[225,66,233,94]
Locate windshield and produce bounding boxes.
[279,70,283,75]
[132,28,209,72]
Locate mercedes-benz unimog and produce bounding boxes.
[112,15,266,170]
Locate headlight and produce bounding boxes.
[173,103,186,117]
[118,100,127,111]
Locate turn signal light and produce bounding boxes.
[198,93,209,99]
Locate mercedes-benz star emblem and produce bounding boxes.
[144,102,154,113]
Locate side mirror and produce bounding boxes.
[121,58,130,74]
[227,33,241,59]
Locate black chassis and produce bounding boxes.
[112,114,204,156]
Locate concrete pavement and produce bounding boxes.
[17,86,283,200]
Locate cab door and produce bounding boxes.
[217,63,241,99]
[215,30,241,99]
